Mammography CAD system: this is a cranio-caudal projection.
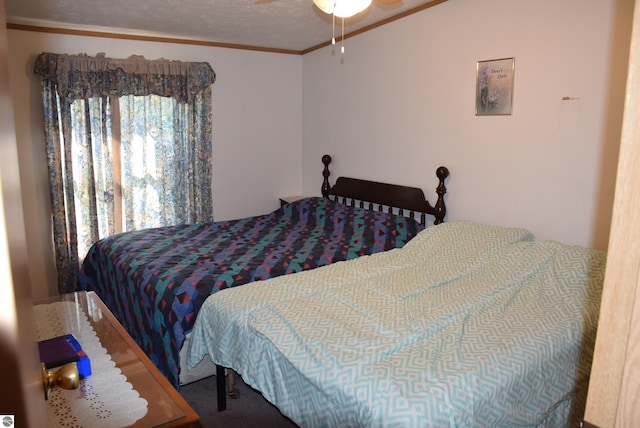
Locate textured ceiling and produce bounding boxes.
[5,0,445,53]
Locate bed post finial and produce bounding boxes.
[433,166,450,225]
[321,154,332,197]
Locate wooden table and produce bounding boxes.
[35,291,200,427]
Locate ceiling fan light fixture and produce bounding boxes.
[313,0,372,56]
[313,0,372,18]
[313,0,335,15]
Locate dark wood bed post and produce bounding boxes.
[321,154,332,197]
[433,166,450,225]
[216,365,226,411]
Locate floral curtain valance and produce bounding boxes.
[34,52,216,103]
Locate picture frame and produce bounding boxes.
[476,57,515,116]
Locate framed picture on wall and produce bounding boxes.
[476,57,515,116]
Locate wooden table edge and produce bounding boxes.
[86,291,200,427]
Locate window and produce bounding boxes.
[35,53,216,293]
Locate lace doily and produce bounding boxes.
[34,300,148,428]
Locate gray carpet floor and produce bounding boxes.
[179,374,299,427]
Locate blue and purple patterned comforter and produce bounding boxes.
[77,197,425,387]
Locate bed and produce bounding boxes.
[76,154,450,388]
[186,221,606,427]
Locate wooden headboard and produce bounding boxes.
[320,154,449,225]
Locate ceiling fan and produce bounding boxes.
[311,0,373,54]
[312,0,373,18]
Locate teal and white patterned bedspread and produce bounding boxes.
[186,221,606,427]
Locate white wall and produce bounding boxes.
[7,31,303,298]
[301,0,633,249]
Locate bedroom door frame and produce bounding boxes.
[0,0,49,423]
[584,0,640,425]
